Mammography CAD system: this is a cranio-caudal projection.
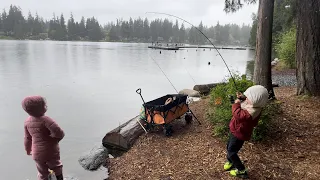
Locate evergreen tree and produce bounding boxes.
[179,23,186,43]
[27,11,34,35]
[121,21,130,40]
[129,17,134,39]
[143,18,150,41]
[68,13,76,40]
[33,13,43,35]
[79,17,86,38]
[215,22,222,44]
[172,20,179,42]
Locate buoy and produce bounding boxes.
[160,51,161,54]
[208,62,211,65]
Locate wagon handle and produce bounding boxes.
[136,88,141,94]
[136,88,145,104]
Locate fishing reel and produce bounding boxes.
[228,94,247,104]
[228,95,235,104]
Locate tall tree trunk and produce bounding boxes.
[296,0,320,96]
[253,0,275,98]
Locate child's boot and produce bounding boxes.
[56,174,63,180]
[230,169,248,179]
[223,161,234,171]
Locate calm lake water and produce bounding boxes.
[0,40,254,180]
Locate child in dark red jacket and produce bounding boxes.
[224,85,269,178]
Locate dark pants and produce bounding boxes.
[227,133,245,170]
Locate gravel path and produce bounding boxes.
[272,69,297,86]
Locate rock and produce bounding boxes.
[178,89,200,97]
[78,145,109,171]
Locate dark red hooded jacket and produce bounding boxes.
[229,103,261,141]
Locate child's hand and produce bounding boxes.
[235,99,241,104]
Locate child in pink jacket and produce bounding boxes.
[22,96,65,180]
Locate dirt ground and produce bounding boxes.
[107,87,320,180]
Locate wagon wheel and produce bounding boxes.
[145,121,155,132]
[163,124,173,137]
[185,114,193,124]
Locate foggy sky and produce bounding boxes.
[1,0,258,26]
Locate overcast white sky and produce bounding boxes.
[1,0,258,26]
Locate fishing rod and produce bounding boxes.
[146,12,238,91]
[148,54,179,93]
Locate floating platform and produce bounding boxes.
[148,46,180,50]
[177,45,254,50]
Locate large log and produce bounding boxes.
[193,82,280,95]
[193,83,225,95]
[102,116,146,157]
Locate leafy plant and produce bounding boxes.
[275,27,296,69]
[207,74,281,142]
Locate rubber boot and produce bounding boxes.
[56,174,63,180]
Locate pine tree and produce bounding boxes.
[143,18,150,41]
[179,23,186,43]
[68,13,76,40]
[79,16,86,38]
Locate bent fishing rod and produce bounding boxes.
[146,12,238,91]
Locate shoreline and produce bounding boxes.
[105,69,319,179]
[0,38,250,47]
[106,86,320,180]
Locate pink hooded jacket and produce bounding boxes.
[22,96,65,161]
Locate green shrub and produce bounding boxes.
[207,75,281,142]
[252,101,281,141]
[275,27,296,69]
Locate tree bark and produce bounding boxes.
[253,0,275,98]
[296,0,320,96]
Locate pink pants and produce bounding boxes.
[34,159,63,180]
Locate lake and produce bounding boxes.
[0,40,254,180]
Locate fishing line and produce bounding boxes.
[146,12,238,91]
[184,66,197,85]
[148,54,179,93]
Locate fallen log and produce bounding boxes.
[194,83,280,95]
[102,116,146,157]
[178,89,201,97]
[193,83,225,95]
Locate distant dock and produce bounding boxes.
[177,45,255,50]
[147,46,179,50]
[148,44,254,51]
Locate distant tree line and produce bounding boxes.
[104,18,251,45]
[0,5,103,41]
[0,4,252,45]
